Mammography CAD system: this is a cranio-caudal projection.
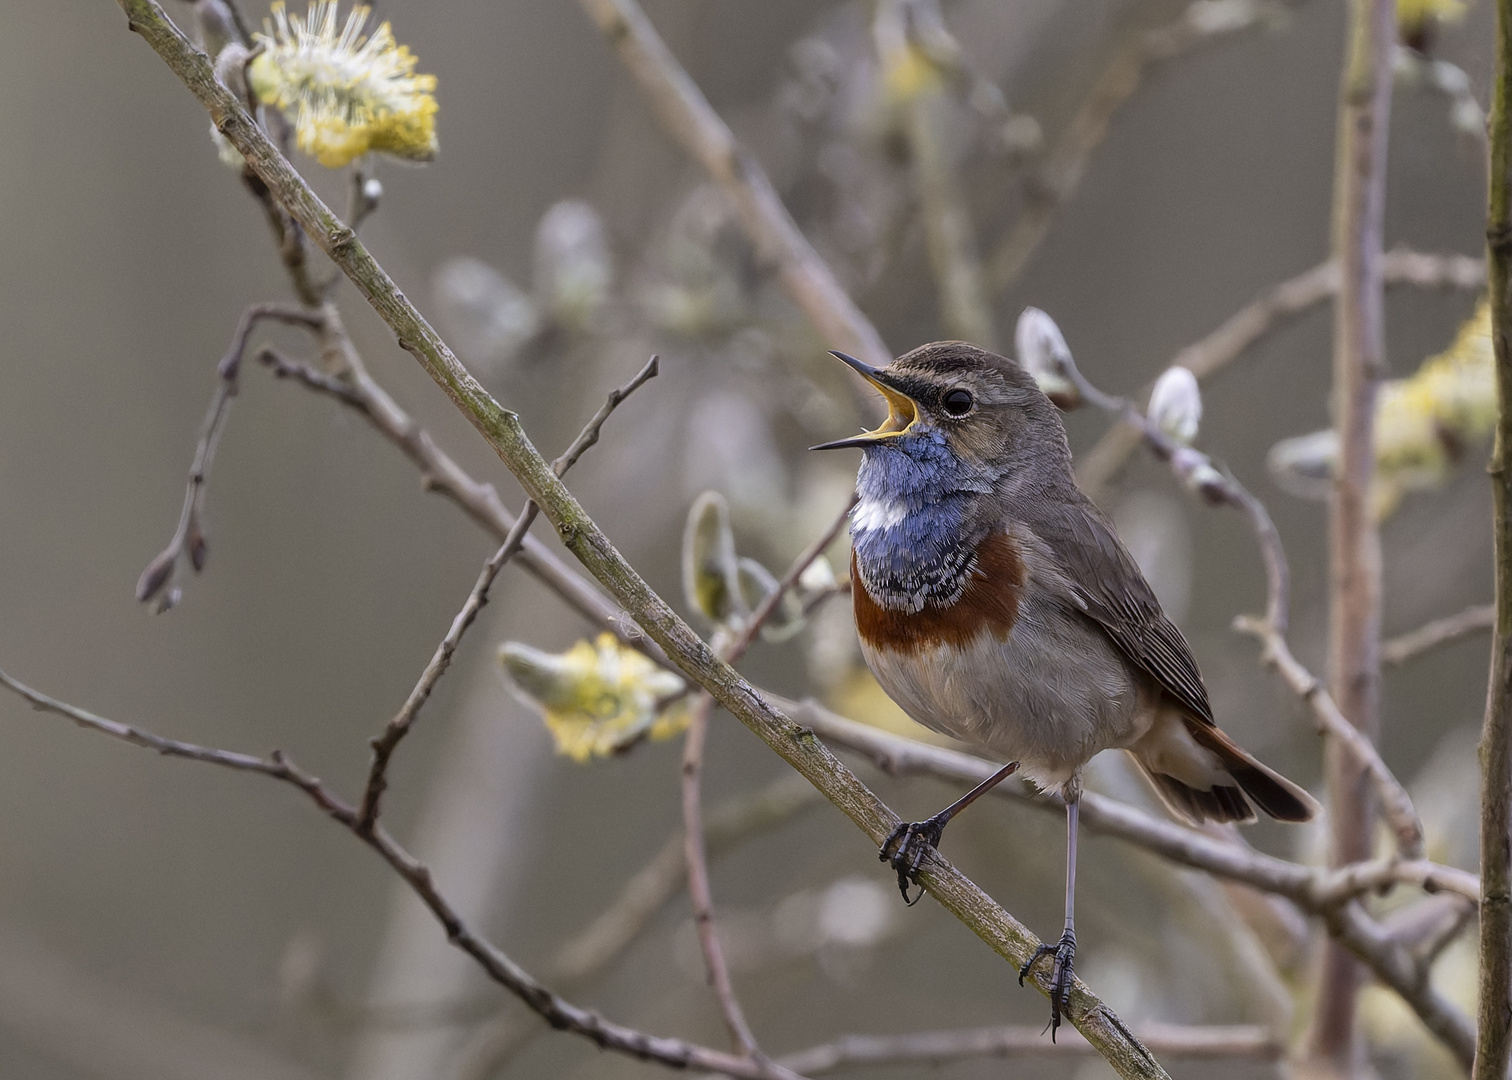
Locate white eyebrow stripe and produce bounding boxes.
[852,495,909,532]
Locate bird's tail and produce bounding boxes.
[1129,713,1318,826]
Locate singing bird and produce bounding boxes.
[813,340,1316,1032]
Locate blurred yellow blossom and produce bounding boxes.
[1396,0,1466,30]
[499,634,689,762]
[248,2,437,168]
[1268,298,1493,519]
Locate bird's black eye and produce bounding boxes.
[942,388,974,416]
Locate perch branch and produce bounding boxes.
[1476,1,1512,1075]
[355,356,659,832]
[776,1022,1280,1075]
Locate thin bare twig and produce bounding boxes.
[137,302,324,611]
[776,1022,1281,1075]
[256,340,664,664]
[575,0,892,374]
[677,496,855,1064]
[987,0,1298,295]
[0,667,812,1080]
[1383,604,1495,665]
[1076,248,1487,497]
[459,773,821,1080]
[355,357,660,832]
[1476,2,1512,1076]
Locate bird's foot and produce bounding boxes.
[878,815,947,906]
[1018,928,1077,1040]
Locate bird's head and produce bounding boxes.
[812,341,1069,482]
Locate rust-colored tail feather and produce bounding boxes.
[1136,722,1318,826]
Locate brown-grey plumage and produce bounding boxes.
[816,339,1317,1034]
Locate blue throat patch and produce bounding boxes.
[851,429,996,612]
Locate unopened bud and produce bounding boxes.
[1147,366,1202,444]
[1014,307,1079,409]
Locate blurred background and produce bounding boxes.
[0,0,1496,1077]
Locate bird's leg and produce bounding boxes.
[1019,796,1079,1039]
[879,760,1019,905]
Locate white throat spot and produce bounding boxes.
[852,494,909,533]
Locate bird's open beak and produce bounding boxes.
[810,351,919,451]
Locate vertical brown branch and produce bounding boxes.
[1476,4,1512,1077]
[1307,0,1395,1074]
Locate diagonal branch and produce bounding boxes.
[987,0,1300,295]
[355,356,659,832]
[116,6,1168,1074]
[574,0,891,373]
[776,1022,1280,1075]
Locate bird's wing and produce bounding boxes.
[1016,491,1214,725]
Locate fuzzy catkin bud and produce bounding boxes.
[1014,307,1079,409]
[1147,366,1202,444]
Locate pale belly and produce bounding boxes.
[858,596,1155,791]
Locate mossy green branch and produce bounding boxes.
[114,3,1168,1076]
[1476,3,1512,1078]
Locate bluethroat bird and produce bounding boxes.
[814,340,1317,1034]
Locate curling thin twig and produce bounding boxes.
[137,302,324,611]
[1383,603,1495,665]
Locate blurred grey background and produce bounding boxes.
[0,1,1494,1078]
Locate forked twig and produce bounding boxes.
[356,356,660,832]
[0,667,810,1080]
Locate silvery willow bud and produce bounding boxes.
[1014,307,1079,409]
[431,257,541,374]
[1147,365,1202,444]
[534,200,613,331]
[681,491,745,625]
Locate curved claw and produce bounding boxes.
[1018,929,1077,1040]
[878,818,945,905]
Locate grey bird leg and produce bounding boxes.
[1020,796,1079,1038]
[879,760,1019,905]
